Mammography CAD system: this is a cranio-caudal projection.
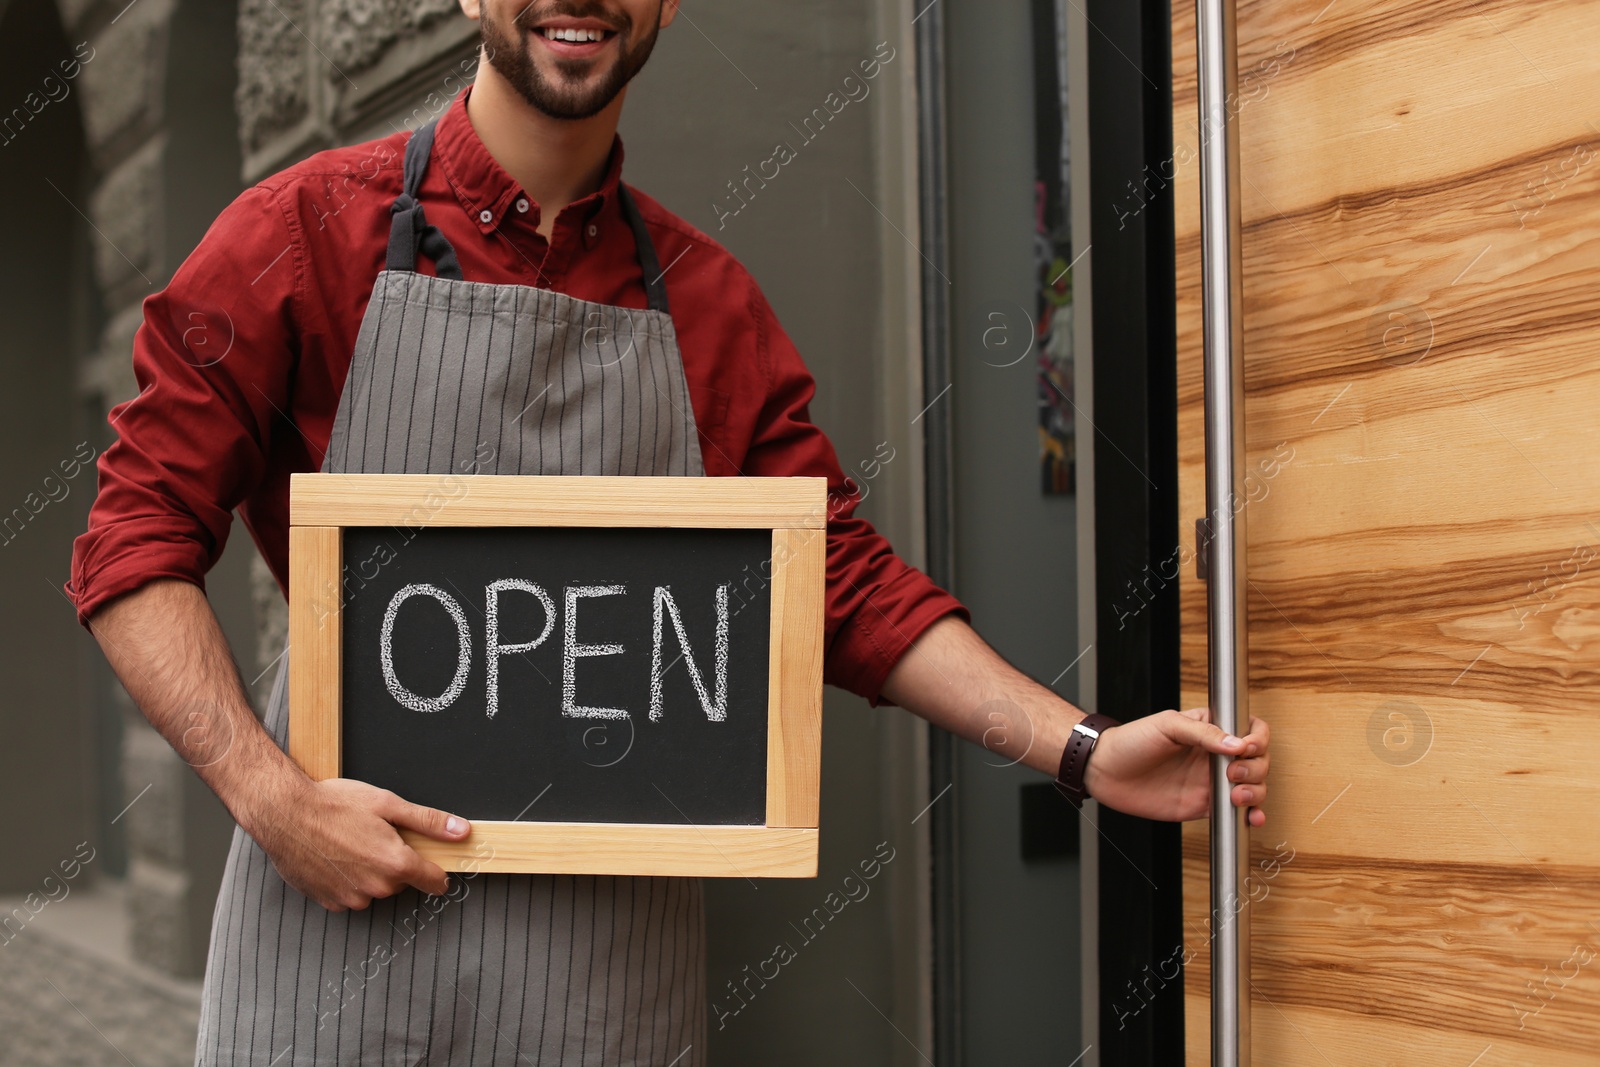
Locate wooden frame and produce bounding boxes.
[288,473,826,877]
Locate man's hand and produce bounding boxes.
[1084,707,1270,826]
[241,775,472,912]
[880,616,1272,826]
[87,579,472,913]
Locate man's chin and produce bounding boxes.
[480,17,641,120]
[538,84,619,120]
[526,49,617,96]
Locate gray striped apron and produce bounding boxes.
[195,120,707,1066]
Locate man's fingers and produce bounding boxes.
[1226,716,1270,827]
[1241,714,1271,756]
[383,794,471,842]
[1228,755,1269,785]
[1231,781,1265,806]
[400,853,452,898]
[378,796,465,896]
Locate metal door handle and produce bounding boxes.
[1194,0,1251,1062]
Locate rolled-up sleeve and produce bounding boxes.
[738,286,968,705]
[68,185,301,626]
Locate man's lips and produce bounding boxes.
[529,16,620,58]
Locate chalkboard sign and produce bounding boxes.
[288,474,825,878]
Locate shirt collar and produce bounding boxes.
[432,85,625,236]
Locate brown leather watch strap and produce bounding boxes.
[1054,713,1121,808]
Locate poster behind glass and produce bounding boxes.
[1033,0,1075,495]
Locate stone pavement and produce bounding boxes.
[0,886,201,1067]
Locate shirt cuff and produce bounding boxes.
[69,520,213,627]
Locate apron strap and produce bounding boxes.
[617,183,670,315]
[386,120,465,280]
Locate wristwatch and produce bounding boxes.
[1054,713,1121,808]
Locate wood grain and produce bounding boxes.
[1181,826,1600,1062]
[290,473,830,529]
[1186,993,1600,1067]
[287,525,341,781]
[401,823,818,878]
[1171,0,1600,1061]
[765,527,826,828]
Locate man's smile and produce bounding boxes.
[528,15,620,60]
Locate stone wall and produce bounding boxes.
[238,0,478,181]
[67,0,248,978]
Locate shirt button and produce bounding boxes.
[587,223,599,238]
[516,198,530,214]
[479,209,493,224]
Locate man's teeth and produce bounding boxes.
[543,27,605,42]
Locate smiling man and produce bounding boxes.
[70,2,1270,1063]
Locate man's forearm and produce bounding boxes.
[87,578,304,833]
[879,615,1085,776]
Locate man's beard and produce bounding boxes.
[480,2,661,121]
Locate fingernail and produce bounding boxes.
[1224,734,1242,747]
[447,816,467,835]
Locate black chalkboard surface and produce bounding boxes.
[340,525,772,826]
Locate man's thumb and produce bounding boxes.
[1167,711,1244,755]
[386,796,471,841]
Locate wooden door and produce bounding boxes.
[1171,1,1600,1063]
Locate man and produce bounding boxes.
[70,1,1270,1063]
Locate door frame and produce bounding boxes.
[1081,0,1187,1062]
[911,2,962,1062]
[915,0,1185,1062]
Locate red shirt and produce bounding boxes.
[68,89,965,703]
